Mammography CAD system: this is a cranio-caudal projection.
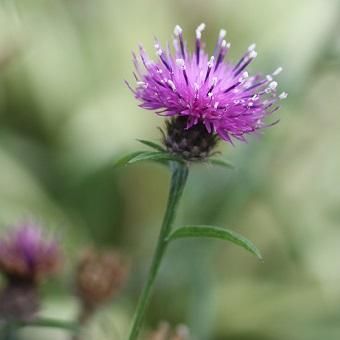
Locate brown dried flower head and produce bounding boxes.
[75,248,128,309]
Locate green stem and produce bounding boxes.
[18,318,79,332]
[127,162,189,340]
[2,322,17,340]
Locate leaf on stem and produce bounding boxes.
[167,225,262,260]
[128,151,183,164]
[137,139,165,152]
[115,151,146,167]
[209,158,234,169]
[115,151,184,167]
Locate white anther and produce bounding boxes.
[279,91,288,99]
[269,81,278,90]
[248,43,256,51]
[214,101,219,109]
[137,81,147,88]
[226,42,231,49]
[207,56,215,68]
[174,25,183,36]
[196,23,206,39]
[248,101,254,106]
[239,71,249,82]
[266,75,273,81]
[219,29,227,39]
[249,50,257,59]
[156,48,163,56]
[176,58,185,69]
[221,40,227,48]
[167,80,176,91]
[272,66,283,76]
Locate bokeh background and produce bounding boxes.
[0,0,340,339]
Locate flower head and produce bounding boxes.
[0,222,60,283]
[75,248,128,310]
[128,24,286,146]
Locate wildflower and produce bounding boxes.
[0,223,60,320]
[75,248,128,322]
[128,24,286,160]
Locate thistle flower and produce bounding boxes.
[0,223,60,283]
[75,248,128,319]
[128,24,287,160]
[0,223,60,321]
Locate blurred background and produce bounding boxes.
[0,0,340,339]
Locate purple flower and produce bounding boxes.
[128,24,287,144]
[0,222,60,283]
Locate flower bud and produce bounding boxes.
[0,222,61,321]
[162,116,219,162]
[75,248,128,311]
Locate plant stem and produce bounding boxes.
[127,162,189,340]
[2,322,17,340]
[18,318,78,332]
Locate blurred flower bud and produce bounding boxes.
[0,281,39,321]
[0,222,61,321]
[75,248,128,316]
[148,322,190,340]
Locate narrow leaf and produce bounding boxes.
[115,151,146,167]
[137,139,165,152]
[127,151,183,165]
[167,225,262,260]
[209,158,234,169]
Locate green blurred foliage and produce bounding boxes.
[0,0,340,339]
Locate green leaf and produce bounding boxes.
[209,158,234,169]
[115,151,146,167]
[115,151,184,167]
[137,139,165,152]
[167,225,262,260]
[128,151,183,165]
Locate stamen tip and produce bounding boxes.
[273,66,283,76]
[219,29,227,39]
[248,43,256,51]
[174,25,183,36]
[196,22,206,32]
[269,81,278,90]
[279,91,288,99]
[208,56,215,67]
[249,50,257,59]
[176,58,185,69]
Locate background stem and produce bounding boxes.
[127,162,188,340]
[18,318,78,332]
[2,322,17,340]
